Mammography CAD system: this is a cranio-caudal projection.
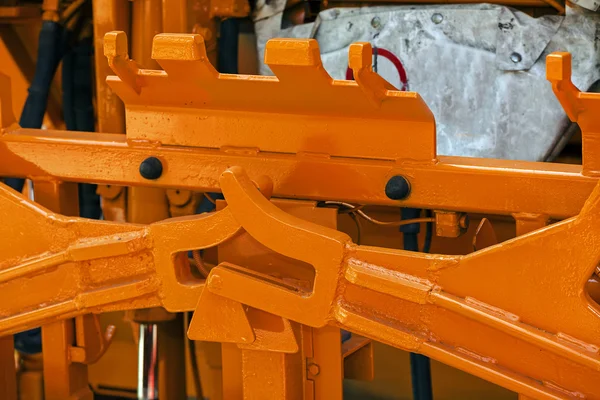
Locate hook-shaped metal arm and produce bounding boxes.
[192,166,600,399]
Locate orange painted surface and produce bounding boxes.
[0,39,28,124]
[2,26,600,400]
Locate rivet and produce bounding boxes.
[139,157,163,180]
[385,175,411,200]
[431,13,443,24]
[371,17,381,29]
[460,214,470,229]
[510,52,522,63]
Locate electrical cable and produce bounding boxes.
[192,250,211,278]
[319,201,435,228]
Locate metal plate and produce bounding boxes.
[254,3,600,161]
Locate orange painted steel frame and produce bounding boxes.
[1,30,600,399]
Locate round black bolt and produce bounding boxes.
[385,175,411,200]
[139,157,163,180]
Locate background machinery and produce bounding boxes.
[1,0,600,399]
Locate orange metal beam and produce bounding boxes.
[191,166,600,399]
[0,130,594,218]
[2,32,600,400]
[108,34,435,162]
[1,164,599,398]
[1,36,598,220]
[32,180,92,400]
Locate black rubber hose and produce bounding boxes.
[218,18,239,74]
[62,35,101,219]
[410,352,433,400]
[401,208,433,400]
[21,21,64,129]
[4,20,65,193]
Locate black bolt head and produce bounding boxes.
[139,157,163,180]
[385,175,410,200]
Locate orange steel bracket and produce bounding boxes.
[104,32,435,163]
[189,272,301,353]
[3,41,600,218]
[190,166,600,399]
[0,180,242,336]
[3,22,600,398]
[548,52,600,176]
[104,31,145,95]
[0,48,595,198]
[1,160,600,398]
[349,42,399,106]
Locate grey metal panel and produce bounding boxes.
[253,3,600,161]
